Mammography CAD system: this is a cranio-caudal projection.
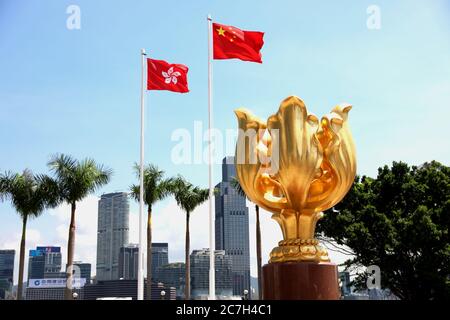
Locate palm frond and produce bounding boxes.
[172,176,209,215]
[130,163,172,207]
[48,154,112,203]
[230,176,246,198]
[0,171,14,200]
[129,184,140,202]
[0,170,58,219]
[35,174,61,208]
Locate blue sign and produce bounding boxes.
[36,246,61,253]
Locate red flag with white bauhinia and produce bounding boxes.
[147,58,189,93]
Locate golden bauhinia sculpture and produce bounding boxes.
[234,96,356,263]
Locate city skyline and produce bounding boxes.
[1,0,449,290]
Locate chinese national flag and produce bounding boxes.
[147,58,189,93]
[213,23,264,63]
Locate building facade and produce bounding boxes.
[73,262,91,284]
[215,156,251,296]
[83,280,175,300]
[28,246,61,282]
[0,250,15,299]
[152,243,168,281]
[118,244,139,280]
[96,192,130,281]
[156,262,185,299]
[339,271,351,296]
[25,276,85,300]
[25,287,84,300]
[190,249,233,299]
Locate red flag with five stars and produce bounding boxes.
[212,22,264,63]
[147,58,189,93]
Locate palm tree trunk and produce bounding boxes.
[185,211,190,300]
[255,204,262,300]
[146,207,152,300]
[17,214,27,300]
[64,202,76,300]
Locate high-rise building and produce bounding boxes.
[190,249,233,299]
[0,250,15,299]
[339,271,351,296]
[156,262,185,299]
[118,243,169,282]
[42,246,62,275]
[96,192,130,281]
[28,253,45,280]
[73,262,91,284]
[118,244,139,280]
[28,246,61,281]
[152,243,168,281]
[215,156,251,297]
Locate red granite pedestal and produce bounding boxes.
[262,262,340,300]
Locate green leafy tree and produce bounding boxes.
[231,176,262,299]
[130,164,175,299]
[48,154,112,300]
[0,170,59,300]
[172,177,209,300]
[318,161,450,300]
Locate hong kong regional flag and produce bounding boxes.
[147,58,189,93]
[213,23,264,63]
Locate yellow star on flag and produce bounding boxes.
[217,26,226,36]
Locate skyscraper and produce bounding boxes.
[152,243,168,281]
[118,244,139,280]
[190,249,233,299]
[0,250,15,299]
[42,246,62,277]
[28,246,61,281]
[339,271,351,297]
[156,262,185,299]
[73,262,91,284]
[215,156,251,296]
[96,192,130,281]
[28,250,45,281]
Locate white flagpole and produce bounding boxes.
[137,48,146,300]
[207,14,216,300]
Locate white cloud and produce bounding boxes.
[48,195,99,270]
[132,198,210,265]
[0,228,43,285]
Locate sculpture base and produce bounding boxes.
[262,262,340,300]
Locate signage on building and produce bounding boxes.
[30,246,61,257]
[28,278,86,288]
[36,246,61,253]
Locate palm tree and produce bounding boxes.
[0,170,59,300]
[48,154,112,300]
[172,177,209,300]
[231,176,262,300]
[130,163,175,300]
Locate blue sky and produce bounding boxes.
[0,0,449,283]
